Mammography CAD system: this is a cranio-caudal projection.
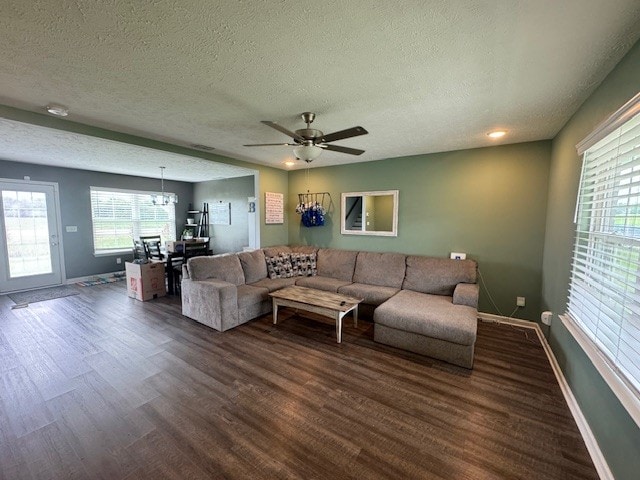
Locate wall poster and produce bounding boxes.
[211,201,231,225]
[265,192,284,224]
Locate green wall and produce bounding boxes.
[542,41,640,480]
[288,141,551,321]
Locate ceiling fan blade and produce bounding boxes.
[244,143,294,147]
[321,144,365,155]
[261,121,305,142]
[320,126,368,143]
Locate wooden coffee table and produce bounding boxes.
[269,286,363,343]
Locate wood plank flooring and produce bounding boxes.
[0,283,598,479]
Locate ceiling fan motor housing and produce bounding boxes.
[295,128,324,143]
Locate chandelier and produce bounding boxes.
[151,166,178,205]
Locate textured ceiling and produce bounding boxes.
[0,0,639,176]
[0,118,253,182]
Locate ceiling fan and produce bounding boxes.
[244,112,368,162]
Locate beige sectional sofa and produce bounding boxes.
[181,246,479,368]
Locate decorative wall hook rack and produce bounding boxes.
[296,191,331,227]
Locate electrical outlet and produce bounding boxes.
[116,258,122,264]
[516,296,526,307]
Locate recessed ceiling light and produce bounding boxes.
[487,130,507,139]
[45,104,69,117]
[284,161,296,167]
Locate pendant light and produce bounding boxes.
[151,166,178,205]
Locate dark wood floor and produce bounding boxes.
[0,283,598,480]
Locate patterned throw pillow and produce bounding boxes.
[290,252,317,277]
[266,253,294,279]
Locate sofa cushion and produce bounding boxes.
[238,249,268,284]
[453,283,480,308]
[295,276,352,293]
[236,284,269,309]
[290,252,317,277]
[338,283,399,306]
[262,245,292,257]
[352,251,406,288]
[266,253,294,279]
[316,248,358,281]
[374,290,477,345]
[291,245,318,255]
[187,254,245,286]
[250,276,298,292]
[402,256,477,296]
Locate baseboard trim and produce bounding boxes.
[66,271,126,285]
[478,312,613,480]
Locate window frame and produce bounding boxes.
[567,92,640,428]
[89,186,177,256]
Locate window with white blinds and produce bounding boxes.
[90,187,176,255]
[568,109,640,399]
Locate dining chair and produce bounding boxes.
[140,235,164,259]
[132,240,148,260]
[171,241,210,294]
[143,240,164,261]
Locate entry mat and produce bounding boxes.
[7,285,80,308]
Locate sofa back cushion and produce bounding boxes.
[238,249,268,284]
[262,245,292,257]
[316,248,358,282]
[291,245,318,255]
[402,256,477,295]
[187,254,245,286]
[353,251,406,288]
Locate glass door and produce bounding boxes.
[0,181,63,293]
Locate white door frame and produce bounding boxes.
[0,178,66,293]
[251,172,261,248]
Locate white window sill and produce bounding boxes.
[560,313,640,428]
[93,249,132,257]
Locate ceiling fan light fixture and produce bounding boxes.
[293,145,323,163]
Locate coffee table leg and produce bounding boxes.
[336,313,343,343]
[354,305,358,328]
[272,298,278,325]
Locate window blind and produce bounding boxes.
[568,110,640,397]
[90,187,176,254]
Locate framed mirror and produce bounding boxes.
[341,190,399,236]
